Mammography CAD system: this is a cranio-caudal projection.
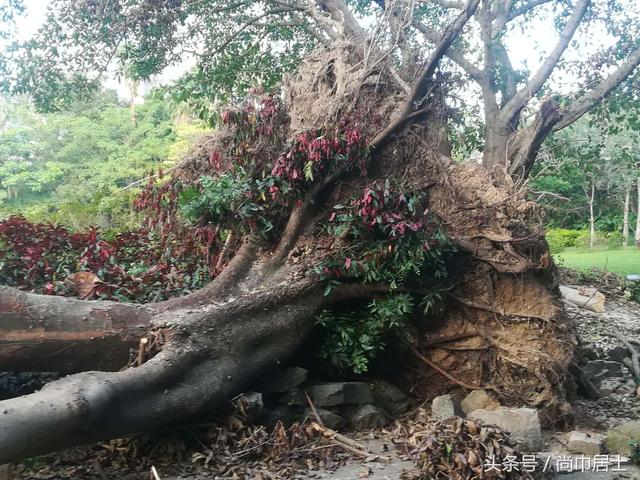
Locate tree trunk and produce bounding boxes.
[483,99,563,178]
[636,177,640,248]
[624,183,631,248]
[0,286,152,373]
[589,182,596,249]
[0,249,327,463]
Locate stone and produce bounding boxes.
[278,389,306,406]
[598,378,623,398]
[606,420,640,456]
[617,379,638,395]
[606,346,630,363]
[310,382,373,407]
[582,360,625,387]
[370,381,411,417]
[349,404,389,429]
[305,408,345,429]
[577,341,599,361]
[238,392,265,423]
[461,389,500,415]
[431,394,456,421]
[469,407,542,450]
[567,431,602,456]
[257,367,308,394]
[262,405,298,429]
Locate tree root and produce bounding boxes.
[612,329,640,383]
[410,346,485,390]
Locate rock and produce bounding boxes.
[278,389,306,406]
[567,431,602,455]
[240,392,264,422]
[598,378,623,398]
[617,379,638,395]
[606,346,630,363]
[370,381,411,417]
[469,407,542,450]
[582,360,625,387]
[577,341,599,361]
[349,404,389,429]
[431,394,456,421]
[560,286,605,313]
[263,405,298,429]
[461,389,500,415]
[606,420,640,456]
[310,382,373,407]
[257,367,308,393]
[305,408,345,429]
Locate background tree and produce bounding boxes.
[0,91,204,229]
[2,0,640,179]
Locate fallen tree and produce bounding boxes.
[1,0,627,464]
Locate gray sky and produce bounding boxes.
[9,0,614,101]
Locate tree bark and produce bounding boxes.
[0,286,152,373]
[636,177,640,248]
[588,181,596,249]
[623,183,630,248]
[0,258,327,463]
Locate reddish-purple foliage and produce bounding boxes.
[0,216,213,303]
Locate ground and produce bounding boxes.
[555,248,640,275]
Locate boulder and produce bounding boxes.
[240,392,264,422]
[257,367,308,394]
[310,382,373,407]
[305,408,345,430]
[469,407,542,450]
[349,404,389,429]
[606,346,630,363]
[567,431,602,456]
[370,381,411,417]
[606,421,640,456]
[461,389,500,415]
[582,360,625,387]
[431,394,456,421]
[263,405,298,429]
[577,341,599,361]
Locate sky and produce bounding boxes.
[9,0,194,101]
[4,0,615,102]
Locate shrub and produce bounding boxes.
[546,228,583,253]
[0,215,213,302]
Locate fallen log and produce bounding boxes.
[559,285,605,313]
[0,287,152,373]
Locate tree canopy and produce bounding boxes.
[2,0,639,177]
[0,91,204,229]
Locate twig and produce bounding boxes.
[137,337,148,366]
[151,466,162,480]
[305,392,324,426]
[411,346,484,390]
[611,329,640,382]
[310,422,392,462]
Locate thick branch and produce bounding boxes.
[370,0,481,152]
[554,47,640,131]
[0,286,153,373]
[500,0,589,124]
[426,0,465,8]
[315,0,366,37]
[508,0,554,20]
[0,273,325,463]
[411,18,485,82]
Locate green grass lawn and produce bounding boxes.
[554,248,640,276]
